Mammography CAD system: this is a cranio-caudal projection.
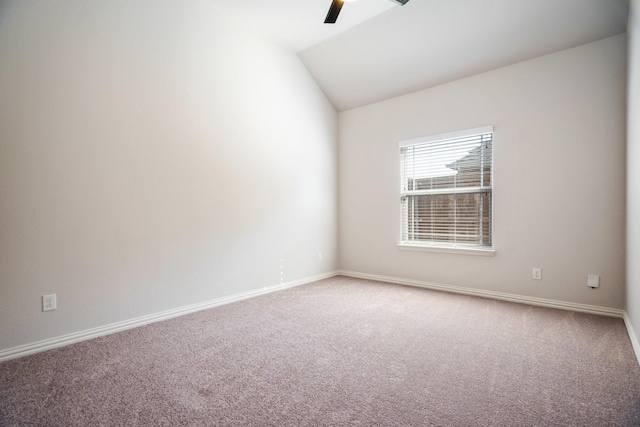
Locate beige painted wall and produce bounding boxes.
[628,0,640,335]
[339,35,627,308]
[0,0,338,351]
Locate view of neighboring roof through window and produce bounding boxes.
[398,126,495,256]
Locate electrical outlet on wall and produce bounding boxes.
[42,294,57,312]
[317,252,322,262]
[532,268,542,280]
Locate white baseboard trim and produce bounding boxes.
[623,312,640,367]
[5,270,635,366]
[338,271,640,367]
[0,271,339,363]
[337,270,624,318]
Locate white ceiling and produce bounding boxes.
[212,0,629,112]
[210,0,396,52]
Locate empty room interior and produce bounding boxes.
[1,0,640,425]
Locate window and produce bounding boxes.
[399,126,494,254]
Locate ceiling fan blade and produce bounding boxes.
[324,0,344,24]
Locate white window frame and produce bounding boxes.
[397,126,496,256]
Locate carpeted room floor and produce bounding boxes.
[1,276,639,426]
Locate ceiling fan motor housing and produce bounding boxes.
[389,0,410,5]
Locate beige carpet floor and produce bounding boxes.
[1,276,639,426]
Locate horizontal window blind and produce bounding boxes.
[400,127,493,248]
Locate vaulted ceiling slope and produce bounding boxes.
[209,0,395,52]
[214,0,629,112]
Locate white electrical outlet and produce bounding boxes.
[317,252,322,262]
[42,294,57,312]
[532,268,542,280]
[588,274,600,288]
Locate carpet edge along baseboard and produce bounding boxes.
[2,270,636,366]
[0,271,339,362]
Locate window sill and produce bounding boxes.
[397,243,496,257]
